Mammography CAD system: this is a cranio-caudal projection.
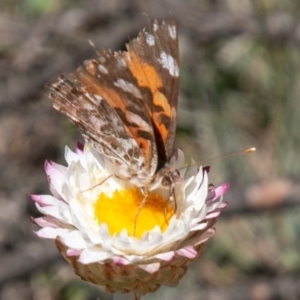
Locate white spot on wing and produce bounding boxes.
[127,112,151,132]
[89,115,104,129]
[99,57,106,63]
[94,95,103,105]
[84,92,94,101]
[113,138,133,154]
[84,93,103,106]
[146,33,155,46]
[168,25,177,40]
[114,79,143,99]
[158,52,179,77]
[153,23,158,31]
[98,65,108,74]
[84,102,95,111]
[118,58,126,67]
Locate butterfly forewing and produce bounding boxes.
[126,19,179,164]
[48,19,179,187]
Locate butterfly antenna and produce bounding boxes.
[199,147,256,165]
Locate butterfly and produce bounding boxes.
[48,19,180,191]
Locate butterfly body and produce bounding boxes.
[49,19,180,190]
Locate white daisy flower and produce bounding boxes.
[31,142,228,299]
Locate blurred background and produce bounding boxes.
[0,0,299,299]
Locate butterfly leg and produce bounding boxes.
[163,182,177,226]
[161,170,181,225]
[81,174,114,193]
[133,187,149,236]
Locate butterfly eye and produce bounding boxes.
[161,175,172,187]
[173,169,181,181]
[161,169,182,187]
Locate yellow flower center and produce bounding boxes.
[93,187,174,238]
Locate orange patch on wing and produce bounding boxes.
[77,62,127,112]
[76,64,153,158]
[125,51,171,142]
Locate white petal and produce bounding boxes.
[35,227,70,239]
[154,251,175,261]
[35,203,72,224]
[194,228,216,246]
[189,221,208,231]
[31,194,61,206]
[176,246,197,258]
[139,263,160,273]
[33,216,60,228]
[78,246,110,264]
[65,146,79,165]
[61,230,88,249]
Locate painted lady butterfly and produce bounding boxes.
[49,19,181,191]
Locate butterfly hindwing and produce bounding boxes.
[49,75,149,179]
[75,48,158,177]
